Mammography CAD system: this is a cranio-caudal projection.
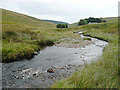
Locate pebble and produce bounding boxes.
[15,76,19,79]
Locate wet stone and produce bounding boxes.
[33,73,37,76]
[34,52,39,55]
[15,76,19,79]
[47,68,54,73]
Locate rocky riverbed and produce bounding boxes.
[55,38,93,48]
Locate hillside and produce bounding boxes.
[2,9,56,62]
[42,19,69,25]
[2,9,56,33]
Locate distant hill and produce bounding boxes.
[69,17,117,28]
[42,19,69,25]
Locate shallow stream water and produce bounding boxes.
[2,33,108,88]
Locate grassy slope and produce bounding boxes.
[52,18,119,88]
[2,9,81,62]
[2,9,57,62]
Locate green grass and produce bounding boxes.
[83,37,91,41]
[52,18,119,88]
[2,40,40,62]
[1,9,57,62]
[1,9,81,62]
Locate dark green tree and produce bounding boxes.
[56,24,61,28]
[56,24,68,28]
[65,24,68,28]
[78,17,106,26]
[84,20,88,24]
[78,20,88,26]
[62,24,65,28]
[102,20,106,22]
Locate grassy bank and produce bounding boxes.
[52,19,118,88]
[2,9,56,63]
[2,9,81,63]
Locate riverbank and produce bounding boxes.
[52,22,118,88]
[2,40,54,63]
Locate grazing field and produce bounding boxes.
[52,18,119,88]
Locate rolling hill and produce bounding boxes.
[2,8,56,33]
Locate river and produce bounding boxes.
[2,32,108,88]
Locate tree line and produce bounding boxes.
[56,24,68,28]
[78,17,106,26]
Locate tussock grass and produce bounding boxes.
[2,40,40,62]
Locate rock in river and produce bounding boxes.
[47,68,54,73]
[34,52,39,55]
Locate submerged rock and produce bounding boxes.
[47,68,54,73]
[33,73,37,76]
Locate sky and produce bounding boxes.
[0,0,119,24]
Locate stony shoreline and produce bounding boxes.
[55,38,93,48]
